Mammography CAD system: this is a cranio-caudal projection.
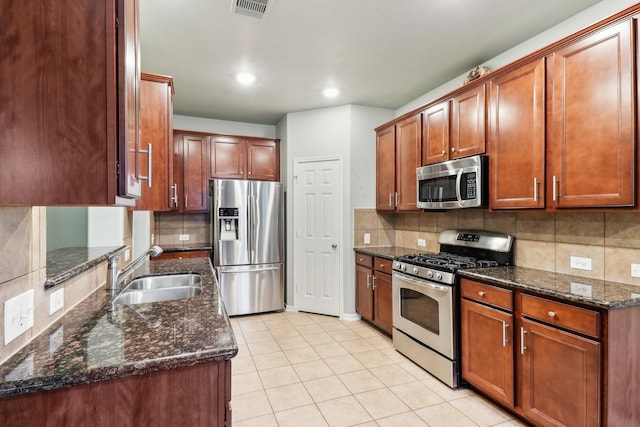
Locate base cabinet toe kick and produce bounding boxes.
[460,278,640,427]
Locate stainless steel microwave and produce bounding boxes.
[416,155,488,209]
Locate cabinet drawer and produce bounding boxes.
[355,253,373,268]
[374,257,393,274]
[521,294,600,338]
[461,279,512,311]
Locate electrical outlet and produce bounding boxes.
[632,293,640,299]
[4,290,35,345]
[417,238,426,247]
[631,264,640,278]
[179,234,190,241]
[49,288,64,315]
[570,256,592,271]
[124,249,131,262]
[363,233,371,244]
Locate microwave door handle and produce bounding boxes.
[455,168,463,205]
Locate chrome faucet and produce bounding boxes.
[107,245,163,293]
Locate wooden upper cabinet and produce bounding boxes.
[210,137,245,179]
[422,101,450,165]
[451,83,486,159]
[489,58,545,209]
[0,0,140,205]
[395,114,421,211]
[135,73,174,211]
[376,125,396,211]
[210,137,280,181]
[247,140,280,181]
[173,133,209,213]
[548,19,635,208]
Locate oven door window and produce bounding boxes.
[399,287,439,335]
[418,175,457,203]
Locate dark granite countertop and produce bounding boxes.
[45,246,127,289]
[353,246,416,259]
[0,257,237,398]
[162,244,212,253]
[459,266,640,309]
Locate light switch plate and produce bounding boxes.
[49,288,64,315]
[363,233,371,244]
[4,290,34,345]
[570,256,592,271]
[179,234,190,241]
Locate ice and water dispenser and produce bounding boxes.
[218,208,239,241]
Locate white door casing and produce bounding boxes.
[293,157,343,316]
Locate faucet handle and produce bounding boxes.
[107,246,130,266]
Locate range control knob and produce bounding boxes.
[412,267,419,274]
[394,262,400,269]
[401,264,406,271]
[435,272,443,281]
[426,270,434,279]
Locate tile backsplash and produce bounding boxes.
[154,212,210,247]
[0,207,132,364]
[354,208,640,286]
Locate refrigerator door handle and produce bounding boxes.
[218,264,282,273]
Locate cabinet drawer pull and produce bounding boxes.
[478,291,486,297]
[548,311,556,318]
[359,258,364,263]
[380,263,385,268]
[520,327,527,354]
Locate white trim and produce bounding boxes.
[285,304,297,312]
[292,155,344,316]
[340,313,361,321]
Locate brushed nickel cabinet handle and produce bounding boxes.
[552,175,558,201]
[521,327,527,354]
[389,193,393,207]
[366,273,371,288]
[533,177,538,202]
[503,322,509,347]
[171,184,178,207]
[395,192,398,207]
[372,275,377,290]
[139,143,153,188]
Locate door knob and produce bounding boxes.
[331,244,338,248]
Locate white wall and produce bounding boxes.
[87,207,126,247]
[280,105,393,316]
[396,0,640,117]
[173,114,276,138]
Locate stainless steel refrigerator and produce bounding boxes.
[210,179,284,316]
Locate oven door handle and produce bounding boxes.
[455,168,463,204]
[393,272,451,292]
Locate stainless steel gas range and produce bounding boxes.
[392,229,514,388]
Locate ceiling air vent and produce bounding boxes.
[232,0,271,19]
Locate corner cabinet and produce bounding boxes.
[375,113,421,212]
[0,0,141,205]
[135,73,174,211]
[547,19,635,208]
[489,58,545,209]
[173,132,209,213]
[210,136,280,181]
[354,252,392,334]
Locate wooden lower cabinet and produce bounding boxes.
[461,298,514,407]
[354,253,392,335]
[519,318,600,427]
[0,360,231,427]
[154,249,211,260]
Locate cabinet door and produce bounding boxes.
[118,0,141,199]
[247,140,280,181]
[422,101,450,165]
[136,74,173,211]
[520,319,600,427]
[376,125,396,211]
[182,135,209,212]
[489,59,545,209]
[461,299,514,407]
[395,114,421,211]
[210,137,246,179]
[451,84,486,159]
[373,272,393,334]
[548,19,634,208]
[355,265,374,322]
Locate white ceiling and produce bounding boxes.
[140,0,602,125]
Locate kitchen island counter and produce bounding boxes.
[0,257,237,398]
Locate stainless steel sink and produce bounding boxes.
[112,286,202,305]
[111,273,203,305]
[126,273,202,290]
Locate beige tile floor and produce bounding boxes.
[230,311,529,427]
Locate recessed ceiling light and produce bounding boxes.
[236,72,256,85]
[323,88,340,98]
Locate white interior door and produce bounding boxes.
[293,158,342,316]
